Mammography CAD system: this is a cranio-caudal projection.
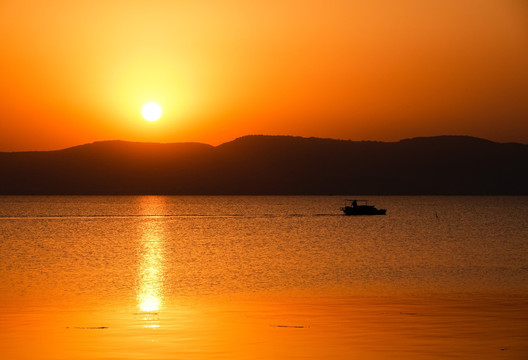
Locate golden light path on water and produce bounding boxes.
[137,197,167,328]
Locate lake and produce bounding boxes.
[0,196,527,359]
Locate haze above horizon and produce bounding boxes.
[1,0,527,151]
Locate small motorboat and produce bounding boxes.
[341,199,386,216]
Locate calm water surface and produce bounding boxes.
[0,196,527,359]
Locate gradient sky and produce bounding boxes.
[1,0,527,151]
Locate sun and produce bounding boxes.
[141,102,162,122]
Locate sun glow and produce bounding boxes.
[142,102,162,122]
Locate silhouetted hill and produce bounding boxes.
[1,135,527,194]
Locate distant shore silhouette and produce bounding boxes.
[1,135,527,195]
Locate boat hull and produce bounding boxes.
[341,206,386,216]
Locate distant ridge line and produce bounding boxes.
[1,135,527,195]
[4,134,525,154]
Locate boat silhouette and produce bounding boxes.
[341,199,386,216]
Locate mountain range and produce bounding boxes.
[1,135,527,195]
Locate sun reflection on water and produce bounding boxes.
[139,293,161,313]
[137,197,167,326]
[138,244,163,313]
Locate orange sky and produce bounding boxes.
[1,0,527,151]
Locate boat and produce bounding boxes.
[341,199,386,216]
